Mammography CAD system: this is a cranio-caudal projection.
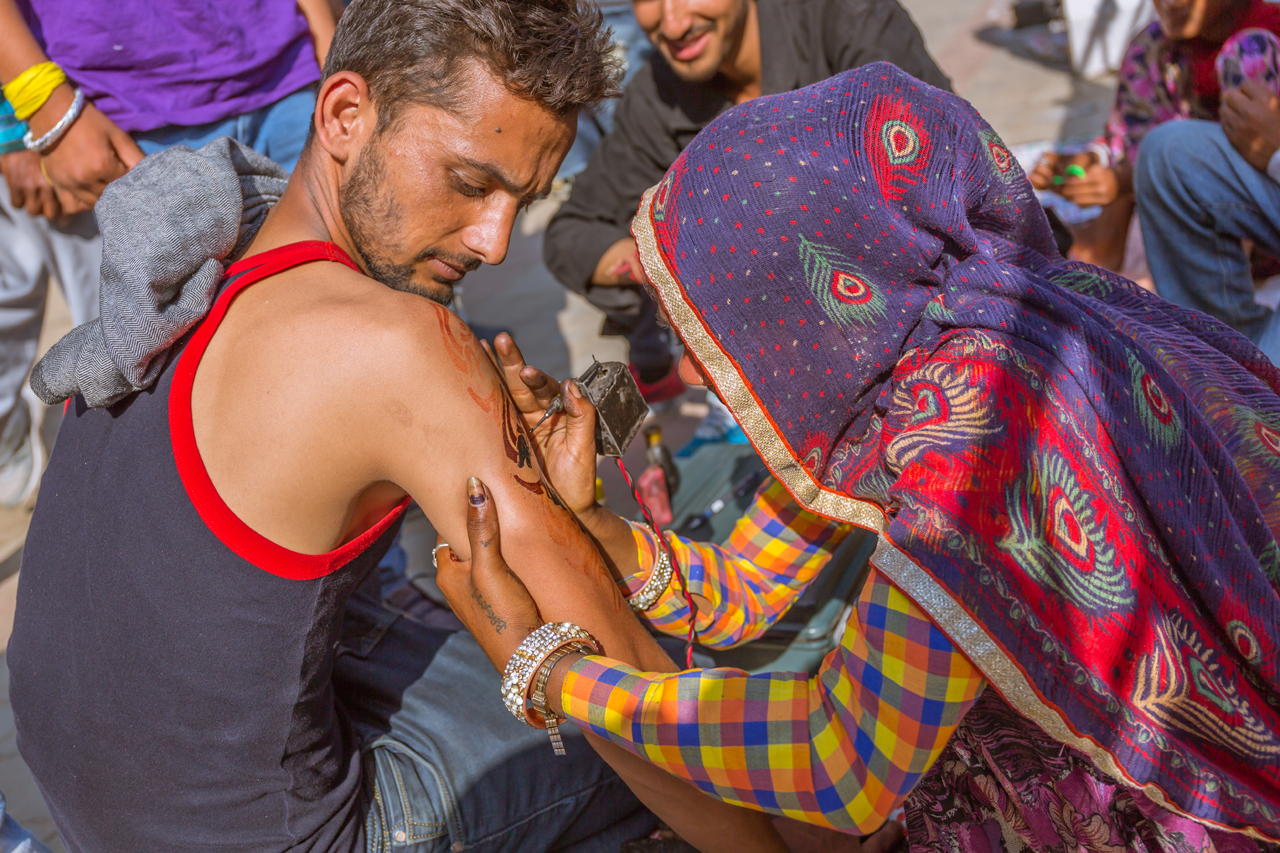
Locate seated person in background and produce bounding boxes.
[1135,78,1280,364]
[1031,0,1280,274]
[543,0,949,404]
[7,1,823,850]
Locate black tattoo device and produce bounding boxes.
[531,359,648,456]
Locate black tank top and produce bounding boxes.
[10,242,407,853]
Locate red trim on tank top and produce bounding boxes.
[170,241,409,581]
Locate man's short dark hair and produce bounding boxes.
[325,0,623,128]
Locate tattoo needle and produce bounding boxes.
[530,395,564,431]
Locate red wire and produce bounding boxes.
[615,456,698,668]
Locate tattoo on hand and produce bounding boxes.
[472,587,507,634]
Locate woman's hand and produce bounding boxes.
[1058,157,1120,207]
[484,334,601,516]
[1030,151,1122,207]
[435,477,544,672]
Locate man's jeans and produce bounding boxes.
[134,84,317,172]
[337,577,658,853]
[555,7,652,181]
[0,790,52,853]
[0,84,319,462]
[1135,119,1280,365]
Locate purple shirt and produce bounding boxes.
[17,0,321,133]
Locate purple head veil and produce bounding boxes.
[633,63,1280,841]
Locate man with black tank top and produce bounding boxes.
[5,1,811,851]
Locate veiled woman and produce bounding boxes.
[440,63,1280,852]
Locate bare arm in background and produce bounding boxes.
[296,0,339,68]
[0,0,143,212]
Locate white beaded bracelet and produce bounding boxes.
[501,622,598,725]
[625,522,674,612]
[24,87,84,154]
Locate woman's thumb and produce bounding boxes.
[562,380,597,452]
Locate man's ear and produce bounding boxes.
[313,71,376,166]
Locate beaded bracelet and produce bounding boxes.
[24,87,84,154]
[501,622,598,724]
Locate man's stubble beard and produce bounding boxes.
[339,136,476,307]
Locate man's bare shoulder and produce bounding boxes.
[210,259,492,430]
[260,261,480,376]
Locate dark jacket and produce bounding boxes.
[544,0,950,332]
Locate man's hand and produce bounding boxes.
[1030,151,1123,207]
[1028,151,1060,191]
[25,83,144,213]
[591,237,644,286]
[1222,78,1280,172]
[483,333,600,516]
[436,477,544,672]
[0,149,60,218]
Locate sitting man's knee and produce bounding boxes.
[1135,120,1224,196]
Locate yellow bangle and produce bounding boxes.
[3,62,68,121]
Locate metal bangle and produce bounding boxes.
[530,642,593,755]
[627,528,674,612]
[500,622,597,725]
[23,87,85,154]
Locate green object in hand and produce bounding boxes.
[1065,164,1087,179]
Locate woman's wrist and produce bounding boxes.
[545,650,586,719]
[577,504,643,580]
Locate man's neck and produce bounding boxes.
[718,0,762,104]
[243,148,366,272]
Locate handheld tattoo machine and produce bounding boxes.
[531,359,648,457]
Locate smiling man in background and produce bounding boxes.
[543,0,950,409]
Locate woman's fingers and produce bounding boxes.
[492,332,561,418]
[561,379,599,460]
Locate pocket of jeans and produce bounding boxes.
[367,739,453,851]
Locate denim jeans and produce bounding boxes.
[1134,119,1280,365]
[335,579,658,853]
[0,790,52,853]
[134,84,317,173]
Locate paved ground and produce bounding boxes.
[0,2,1115,848]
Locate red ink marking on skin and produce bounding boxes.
[468,387,494,413]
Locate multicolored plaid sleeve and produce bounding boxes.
[561,567,986,832]
[621,477,851,648]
